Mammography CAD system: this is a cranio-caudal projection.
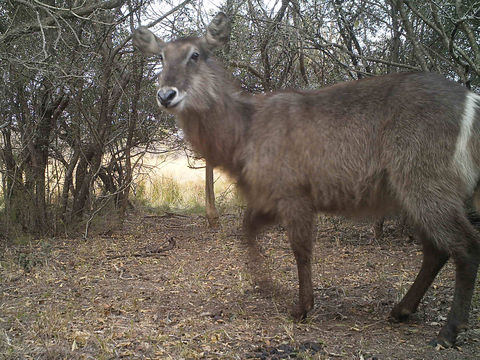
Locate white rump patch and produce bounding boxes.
[454,92,480,189]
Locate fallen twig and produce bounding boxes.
[143,212,188,219]
[107,237,176,259]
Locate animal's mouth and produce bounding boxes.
[165,100,180,109]
[157,93,185,111]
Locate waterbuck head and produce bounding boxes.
[133,13,231,112]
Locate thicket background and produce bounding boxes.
[1,0,479,240]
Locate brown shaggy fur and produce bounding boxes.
[133,13,480,347]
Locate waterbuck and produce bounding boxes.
[133,13,480,347]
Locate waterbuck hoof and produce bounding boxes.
[428,337,455,349]
[389,306,412,322]
[291,306,308,322]
[430,323,465,349]
[291,299,313,322]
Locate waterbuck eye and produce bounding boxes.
[190,52,200,61]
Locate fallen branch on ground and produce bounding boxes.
[107,237,176,259]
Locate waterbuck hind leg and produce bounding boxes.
[407,208,480,347]
[433,222,480,348]
[390,235,449,321]
[433,252,479,347]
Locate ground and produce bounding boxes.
[1,211,479,359]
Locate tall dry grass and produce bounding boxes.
[134,153,242,214]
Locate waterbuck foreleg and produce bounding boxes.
[242,207,275,243]
[242,207,276,292]
[280,199,315,320]
[391,235,449,321]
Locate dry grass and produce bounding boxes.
[134,153,240,214]
[1,154,479,358]
[1,212,479,359]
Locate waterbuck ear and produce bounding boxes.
[133,26,165,56]
[202,12,231,50]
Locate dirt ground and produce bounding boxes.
[1,211,479,359]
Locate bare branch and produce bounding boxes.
[307,37,421,72]
[455,0,480,72]
[396,0,429,71]
[1,0,125,44]
[112,0,193,58]
[229,60,264,80]
[403,0,480,76]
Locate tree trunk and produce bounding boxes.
[61,149,80,221]
[71,145,101,221]
[1,128,26,229]
[119,58,143,220]
[205,162,219,228]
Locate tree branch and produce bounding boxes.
[229,60,264,80]
[112,0,193,59]
[403,0,479,76]
[1,0,125,44]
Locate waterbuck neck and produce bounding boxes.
[177,86,255,177]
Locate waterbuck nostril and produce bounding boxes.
[157,89,177,107]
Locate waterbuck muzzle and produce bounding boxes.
[156,87,183,109]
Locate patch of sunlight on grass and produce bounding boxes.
[135,152,243,214]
